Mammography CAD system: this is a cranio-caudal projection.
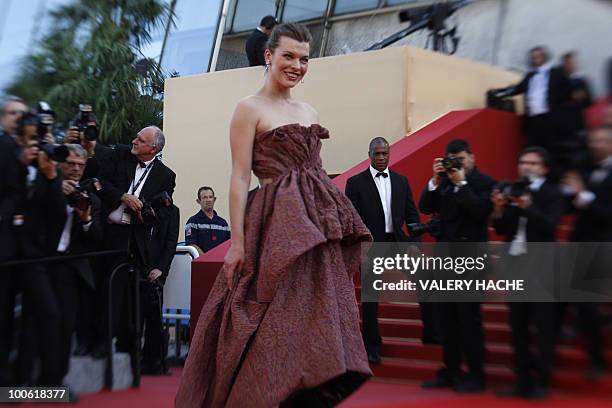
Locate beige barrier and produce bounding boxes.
[163,46,520,239]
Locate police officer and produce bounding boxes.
[185,186,230,255]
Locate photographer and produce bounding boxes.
[140,203,179,375]
[43,144,103,384]
[10,112,63,387]
[560,124,612,377]
[0,96,27,144]
[491,147,563,399]
[64,105,112,179]
[93,126,176,358]
[419,139,496,393]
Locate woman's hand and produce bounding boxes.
[223,244,245,289]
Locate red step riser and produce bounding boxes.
[358,303,509,323]
[377,321,512,344]
[380,341,612,370]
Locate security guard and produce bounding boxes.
[185,186,230,255]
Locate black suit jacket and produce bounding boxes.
[97,145,176,221]
[245,29,268,67]
[419,168,496,242]
[501,67,570,116]
[44,176,103,288]
[493,179,564,242]
[0,135,23,262]
[140,204,180,283]
[345,168,419,242]
[571,165,612,242]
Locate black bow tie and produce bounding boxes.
[138,161,147,168]
[375,172,388,178]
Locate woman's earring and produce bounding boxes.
[301,78,305,84]
[264,62,270,75]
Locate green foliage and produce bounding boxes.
[5,0,174,144]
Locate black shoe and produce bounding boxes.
[67,390,79,404]
[523,386,548,400]
[453,376,486,393]
[422,369,458,389]
[367,351,381,365]
[141,363,169,376]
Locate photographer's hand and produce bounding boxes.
[491,189,507,219]
[448,167,466,186]
[121,194,143,212]
[37,151,57,180]
[148,268,163,282]
[62,179,77,195]
[432,158,445,186]
[19,142,39,166]
[80,133,97,157]
[511,194,532,210]
[74,202,92,223]
[65,127,81,144]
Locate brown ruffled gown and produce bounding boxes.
[175,124,372,407]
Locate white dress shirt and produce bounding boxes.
[108,158,155,224]
[509,177,545,256]
[370,166,393,233]
[527,63,553,116]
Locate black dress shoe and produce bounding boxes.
[367,351,381,365]
[453,376,486,393]
[422,371,458,389]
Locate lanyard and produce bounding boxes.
[129,161,154,195]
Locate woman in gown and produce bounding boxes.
[175,23,372,407]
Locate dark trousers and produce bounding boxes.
[557,302,606,367]
[0,269,14,386]
[509,302,555,390]
[14,265,62,386]
[525,113,555,150]
[361,233,396,355]
[49,263,93,379]
[438,302,485,379]
[140,282,167,369]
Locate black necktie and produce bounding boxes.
[376,172,388,178]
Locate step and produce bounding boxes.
[371,357,612,395]
[358,302,509,323]
[377,319,512,343]
[379,338,612,370]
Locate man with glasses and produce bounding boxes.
[92,126,176,359]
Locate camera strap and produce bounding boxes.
[129,161,154,196]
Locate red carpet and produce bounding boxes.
[17,368,611,407]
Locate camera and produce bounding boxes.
[72,103,98,142]
[495,178,530,198]
[26,102,69,162]
[438,156,463,177]
[140,191,173,225]
[67,178,100,211]
[407,216,441,238]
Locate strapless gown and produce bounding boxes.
[175,124,372,407]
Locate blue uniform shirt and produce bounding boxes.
[185,210,230,252]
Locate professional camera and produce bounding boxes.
[140,191,173,225]
[407,216,441,238]
[67,178,100,211]
[17,103,69,162]
[438,156,463,176]
[495,178,530,198]
[72,103,98,142]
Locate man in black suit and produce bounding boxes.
[492,147,563,399]
[561,125,612,377]
[43,144,103,388]
[140,204,179,374]
[345,137,420,364]
[493,46,570,151]
[245,15,278,67]
[93,125,176,358]
[420,139,496,393]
